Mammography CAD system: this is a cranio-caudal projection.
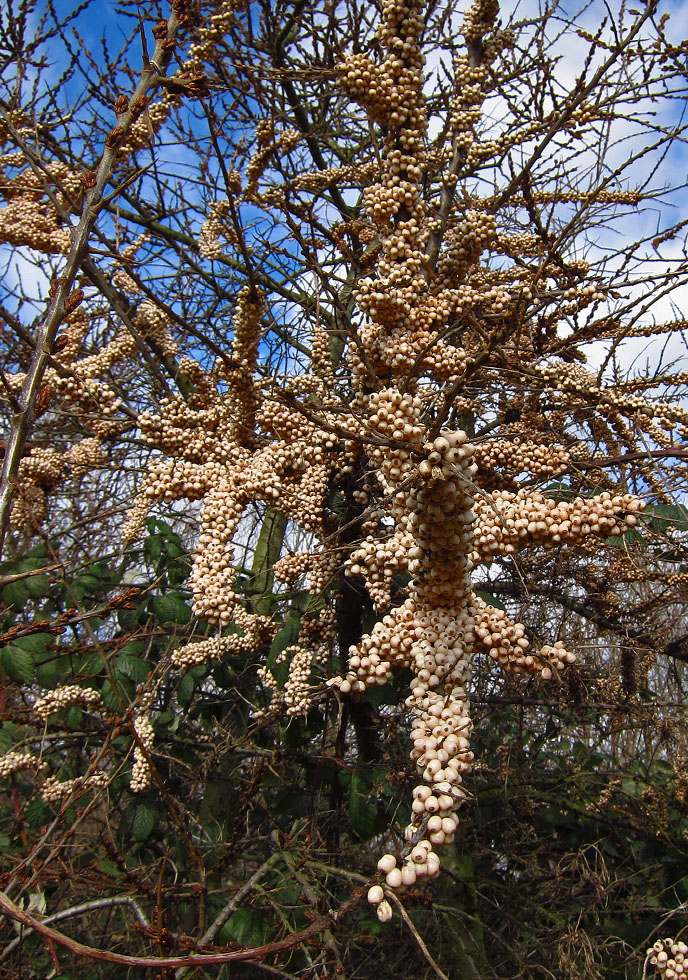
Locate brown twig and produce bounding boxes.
[0,10,182,559]
[385,890,452,980]
[0,888,347,970]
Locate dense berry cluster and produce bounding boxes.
[473,596,574,679]
[107,0,662,922]
[647,939,688,979]
[42,771,109,805]
[34,685,104,720]
[131,703,155,793]
[471,489,644,562]
[0,751,43,779]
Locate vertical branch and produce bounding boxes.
[0,6,183,557]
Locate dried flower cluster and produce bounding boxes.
[2,1,686,970]
[111,0,661,914]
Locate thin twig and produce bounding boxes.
[0,10,182,559]
[385,891,451,980]
[279,846,344,976]
[174,852,283,980]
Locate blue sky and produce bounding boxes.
[2,0,688,389]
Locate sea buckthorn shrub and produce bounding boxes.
[1,0,688,976]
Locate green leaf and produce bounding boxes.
[144,534,164,563]
[605,528,645,548]
[1,645,35,683]
[269,617,301,665]
[131,804,156,841]
[544,481,574,502]
[153,710,179,732]
[362,683,398,707]
[167,560,190,587]
[72,573,102,600]
[1,579,29,610]
[474,588,506,611]
[23,575,50,600]
[0,727,13,755]
[149,593,192,624]
[218,908,272,947]
[0,832,10,850]
[349,770,378,840]
[147,518,175,537]
[117,654,150,682]
[25,797,48,829]
[359,913,391,936]
[177,671,195,708]
[65,706,83,727]
[13,633,50,654]
[212,662,234,689]
[36,657,57,688]
[101,679,126,712]
[99,858,123,878]
[120,640,146,656]
[641,503,688,530]
[112,672,135,702]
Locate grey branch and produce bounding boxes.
[0,895,150,962]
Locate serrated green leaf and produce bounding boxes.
[362,683,397,707]
[642,503,688,529]
[1,646,34,683]
[13,633,50,654]
[117,654,150,682]
[147,592,170,618]
[168,592,193,622]
[120,640,146,656]
[144,535,164,563]
[544,481,574,502]
[24,575,50,600]
[148,518,175,537]
[24,543,48,560]
[131,804,156,841]
[1,580,29,610]
[211,662,234,689]
[112,672,135,702]
[149,593,192,624]
[606,528,645,548]
[153,709,177,730]
[25,796,48,829]
[99,858,123,878]
[165,540,184,560]
[72,573,103,600]
[101,680,124,712]
[80,652,105,676]
[167,560,190,587]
